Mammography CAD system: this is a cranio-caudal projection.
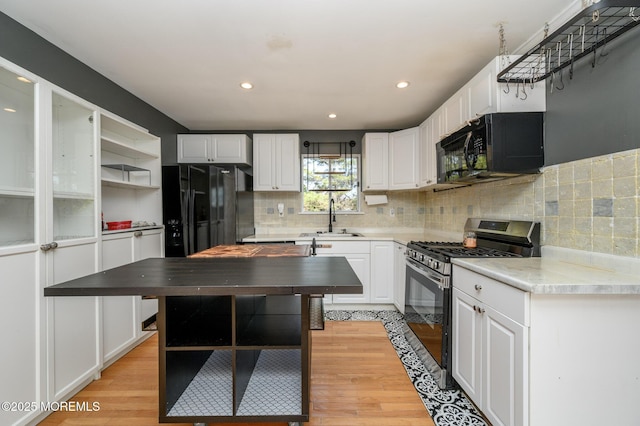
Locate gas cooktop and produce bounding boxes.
[407,241,522,258]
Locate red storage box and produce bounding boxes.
[106,220,132,230]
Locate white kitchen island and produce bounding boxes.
[451,246,640,426]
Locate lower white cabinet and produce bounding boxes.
[295,240,396,305]
[101,228,163,363]
[393,242,407,313]
[452,266,528,426]
[46,240,101,401]
[370,241,394,304]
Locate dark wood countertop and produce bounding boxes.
[189,244,310,258]
[43,257,362,297]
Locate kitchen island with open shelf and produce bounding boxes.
[43,256,362,425]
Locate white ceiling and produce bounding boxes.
[0,0,579,131]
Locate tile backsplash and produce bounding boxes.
[254,148,639,257]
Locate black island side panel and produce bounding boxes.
[43,257,363,297]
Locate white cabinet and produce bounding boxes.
[46,90,101,402]
[177,133,252,166]
[0,58,166,425]
[101,228,163,363]
[370,241,394,304]
[466,56,545,120]
[389,127,420,190]
[393,243,407,313]
[418,117,437,187]
[452,265,528,426]
[253,133,300,191]
[361,132,389,191]
[443,87,470,136]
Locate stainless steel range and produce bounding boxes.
[404,218,540,389]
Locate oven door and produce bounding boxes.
[404,258,451,372]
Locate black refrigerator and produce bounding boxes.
[162,165,254,257]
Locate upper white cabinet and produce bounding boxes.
[101,113,162,226]
[418,117,437,187]
[442,86,470,136]
[389,127,420,190]
[253,133,300,191]
[177,133,252,166]
[361,132,389,191]
[467,56,545,120]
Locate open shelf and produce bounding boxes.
[101,135,159,160]
[236,349,302,416]
[160,294,310,424]
[101,177,160,190]
[166,350,233,417]
[165,296,232,347]
[236,295,301,347]
[497,0,640,83]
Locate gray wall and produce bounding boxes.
[544,29,640,165]
[0,12,188,164]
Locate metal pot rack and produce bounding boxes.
[497,0,640,84]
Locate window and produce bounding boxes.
[302,155,360,213]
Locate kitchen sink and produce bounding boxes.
[299,231,364,238]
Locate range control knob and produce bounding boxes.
[419,254,425,262]
[433,261,440,270]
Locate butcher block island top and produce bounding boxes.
[189,243,311,258]
[43,256,361,297]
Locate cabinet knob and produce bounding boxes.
[134,231,143,237]
[40,241,58,252]
[474,284,482,291]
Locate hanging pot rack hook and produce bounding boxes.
[555,41,564,91]
[503,77,510,94]
[520,80,528,100]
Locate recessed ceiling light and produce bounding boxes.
[17,76,32,83]
[3,107,17,113]
[396,81,410,89]
[328,113,337,119]
[240,82,253,89]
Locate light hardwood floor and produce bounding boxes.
[39,321,434,426]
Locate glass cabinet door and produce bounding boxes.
[51,93,96,240]
[0,66,35,247]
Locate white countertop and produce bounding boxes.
[243,229,460,246]
[453,246,640,295]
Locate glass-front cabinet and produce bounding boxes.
[51,92,97,241]
[0,66,35,247]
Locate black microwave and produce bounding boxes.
[436,112,544,184]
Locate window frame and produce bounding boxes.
[300,153,362,214]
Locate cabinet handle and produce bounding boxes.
[473,305,485,314]
[40,241,58,252]
[474,284,482,291]
[134,231,143,237]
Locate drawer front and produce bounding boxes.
[294,240,370,254]
[453,265,529,326]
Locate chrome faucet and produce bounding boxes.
[328,198,336,233]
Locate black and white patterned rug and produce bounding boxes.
[324,309,487,426]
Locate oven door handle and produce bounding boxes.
[406,258,450,289]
